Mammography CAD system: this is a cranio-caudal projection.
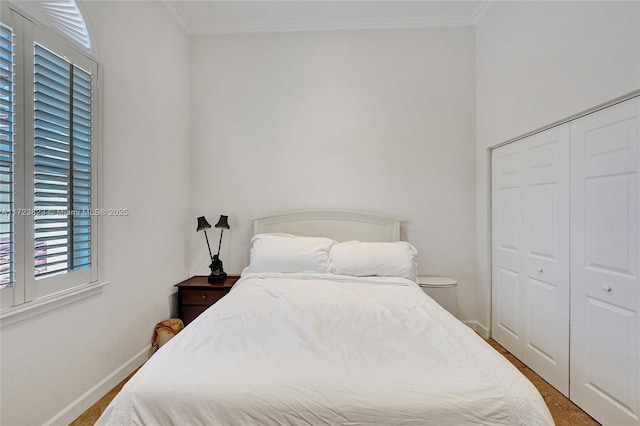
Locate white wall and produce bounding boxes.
[188,28,478,320]
[476,1,640,329]
[8,1,635,422]
[0,2,190,424]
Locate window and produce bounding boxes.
[0,23,15,291]
[34,44,93,278]
[0,4,99,312]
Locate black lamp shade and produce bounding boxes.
[215,215,230,229]
[196,216,212,232]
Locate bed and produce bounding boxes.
[97,210,553,425]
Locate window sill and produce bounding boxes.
[0,280,110,328]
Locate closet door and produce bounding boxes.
[492,141,524,358]
[570,98,640,425]
[492,126,570,395]
[521,125,570,396]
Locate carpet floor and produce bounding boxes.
[71,339,599,425]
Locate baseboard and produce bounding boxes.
[463,320,490,338]
[44,345,150,426]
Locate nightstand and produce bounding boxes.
[417,276,458,317]
[175,275,240,325]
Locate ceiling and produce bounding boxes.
[163,1,490,35]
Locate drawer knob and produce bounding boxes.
[602,284,612,293]
[202,295,207,299]
[537,267,543,273]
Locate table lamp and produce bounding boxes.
[197,215,230,282]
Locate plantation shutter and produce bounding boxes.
[0,24,14,288]
[34,43,92,278]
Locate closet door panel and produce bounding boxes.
[492,141,524,357]
[570,98,640,425]
[586,300,636,405]
[522,125,570,396]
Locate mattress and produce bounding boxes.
[97,273,554,425]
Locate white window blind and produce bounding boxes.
[34,44,92,278]
[0,24,14,289]
[1,4,99,313]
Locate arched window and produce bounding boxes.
[8,0,92,53]
[0,1,100,316]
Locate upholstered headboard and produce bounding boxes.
[252,210,401,242]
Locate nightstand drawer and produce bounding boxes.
[175,275,240,325]
[181,305,210,325]
[182,289,226,305]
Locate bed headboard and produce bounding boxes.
[253,209,401,242]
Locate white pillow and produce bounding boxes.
[246,233,336,274]
[328,241,418,281]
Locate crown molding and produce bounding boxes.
[189,16,475,35]
[162,0,191,34]
[163,1,477,36]
[473,1,493,24]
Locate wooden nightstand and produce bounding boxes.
[175,275,240,325]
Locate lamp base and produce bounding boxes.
[208,255,227,282]
[208,271,227,282]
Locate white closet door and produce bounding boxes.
[521,125,570,396]
[492,141,524,357]
[492,127,570,395]
[570,98,640,425]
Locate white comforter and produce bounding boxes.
[97,273,553,425]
